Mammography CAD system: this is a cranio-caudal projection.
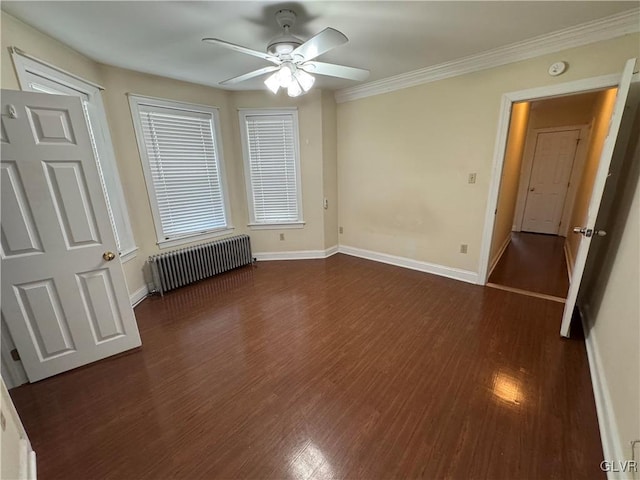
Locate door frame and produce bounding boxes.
[478,71,637,287]
[513,124,591,236]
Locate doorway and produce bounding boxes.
[486,89,616,301]
[478,58,637,337]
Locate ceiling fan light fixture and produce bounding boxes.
[204,9,370,92]
[287,79,302,97]
[294,69,315,92]
[277,63,294,87]
[264,72,281,94]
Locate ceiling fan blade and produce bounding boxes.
[202,38,280,64]
[291,28,348,62]
[220,66,280,85]
[301,61,369,81]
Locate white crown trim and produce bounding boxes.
[335,8,640,103]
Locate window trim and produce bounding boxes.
[128,94,233,249]
[238,108,304,229]
[11,48,138,261]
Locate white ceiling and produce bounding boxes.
[2,1,638,91]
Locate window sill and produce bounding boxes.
[248,222,305,230]
[157,227,235,249]
[120,247,139,263]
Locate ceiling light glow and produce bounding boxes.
[277,63,294,87]
[287,79,302,97]
[264,63,315,97]
[295,70,315,92]
[264,72,281,94]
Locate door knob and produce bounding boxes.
[529,187,535,192]
[102,251,116,261]
[572,227,607,238]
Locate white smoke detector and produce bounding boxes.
[548,61,568,76]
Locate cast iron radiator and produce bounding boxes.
[149,234,252,295]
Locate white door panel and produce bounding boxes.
[1,90,141,381]
[522,129,580,234]
[560,58,637,337]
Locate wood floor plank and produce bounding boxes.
[9,254,603,479]
[489,232,570,298]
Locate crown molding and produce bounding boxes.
[335,8,640,103]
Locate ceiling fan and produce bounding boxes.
[202,9,369,97]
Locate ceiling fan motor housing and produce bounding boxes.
[267,9,303,56]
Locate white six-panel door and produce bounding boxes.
[1,90,141,382]
[521,129,580,234]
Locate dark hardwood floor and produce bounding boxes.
[489,232,570,298]
[10,254,602,479]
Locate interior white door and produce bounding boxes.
[560,58,637,337]
[521,129,580,234]
[1,90,141,381]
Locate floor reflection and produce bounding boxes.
[492,370,524,406]
[290,440,334,480]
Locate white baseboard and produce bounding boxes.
[338,245,478,284]
[564,241,575,281]
[130,285,149,307]
[325,245,339,257]
[254,245,338,261]
[580,304,626,478]
[488,233,512,278]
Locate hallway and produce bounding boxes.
[489,232,570,298]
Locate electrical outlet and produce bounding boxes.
[279,233,285,241]
[468,173,476,184]
[323,198,329,209]
[460,244,468,254]
[339,226,343,234]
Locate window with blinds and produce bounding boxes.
[129,96,230,245]
[240,110,303,226]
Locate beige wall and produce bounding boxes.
[527,91,599,130]
[565,89,618,266]
[321,90,339,249]
[489,101,529,266]
[592,178,640,464]
[337,33,640,273]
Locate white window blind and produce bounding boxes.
[135,102,228,240]
[242,112,302,225]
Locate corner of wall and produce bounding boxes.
[321,90,339,250]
